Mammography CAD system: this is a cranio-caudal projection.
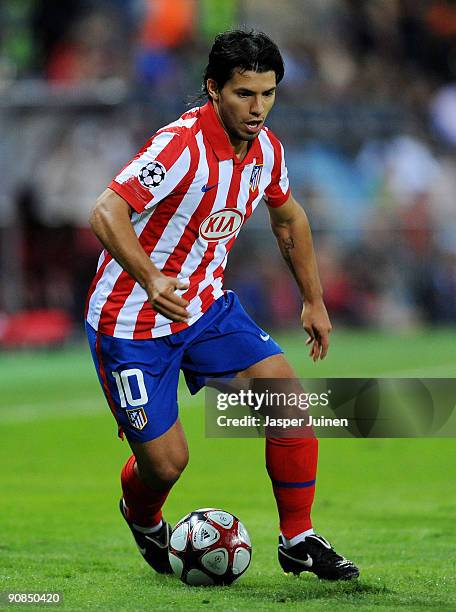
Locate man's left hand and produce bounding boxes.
[301,299,332,362]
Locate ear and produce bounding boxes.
[206,78,219,102]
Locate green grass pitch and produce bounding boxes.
[1,328,455,610]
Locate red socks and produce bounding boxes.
[120,454,170,528]
[265,437,318,539]
[121,437,317,536]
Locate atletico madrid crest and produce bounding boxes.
[126,407,148,430]
[249,164,263,192]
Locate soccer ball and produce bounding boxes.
[168,508,252,586]
[138,161,166,189]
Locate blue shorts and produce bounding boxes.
[86,291,283,443]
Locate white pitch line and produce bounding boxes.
[2,362,454,425]
[378,363,456,378]
[0,397,105,424]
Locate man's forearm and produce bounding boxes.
[271,207,323,302]
[90,189,161,290]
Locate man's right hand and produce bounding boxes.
[145,275,190,322]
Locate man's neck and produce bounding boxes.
[233,140,249,161]
[212,102,249,161]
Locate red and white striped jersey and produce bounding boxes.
[86,101,290,339]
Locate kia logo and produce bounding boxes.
[199,209,244,242]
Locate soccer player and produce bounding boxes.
[85,29,359,581]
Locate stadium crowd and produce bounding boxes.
[0,0,455,343]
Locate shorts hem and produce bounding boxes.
[186,345,284,395]
[121,413,179,444]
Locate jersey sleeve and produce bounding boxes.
[109,131,191,213]
[264,136,291,208]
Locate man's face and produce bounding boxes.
[208,70,277,144]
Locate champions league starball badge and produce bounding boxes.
[138,161,167,189]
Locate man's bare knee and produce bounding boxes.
[129,418,189,490]
[136,451,189,490]
[236,354,297,379]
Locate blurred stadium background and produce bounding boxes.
[1,0,456,346]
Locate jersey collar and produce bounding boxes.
[199,101,261,165]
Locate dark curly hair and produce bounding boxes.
[202,29,285,96]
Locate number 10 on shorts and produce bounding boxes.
[112,369,149,407]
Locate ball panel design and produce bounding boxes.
[232,547,251,575]
[191,521,220,550]
[207,510,234,529]
[186,569,214,586]
[201,548,229,575]
[238,521,251,546]
[170,521,189,552]
[169,553,184,577]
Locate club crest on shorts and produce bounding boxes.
[249,164,263,192]
[126,407,148,430]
